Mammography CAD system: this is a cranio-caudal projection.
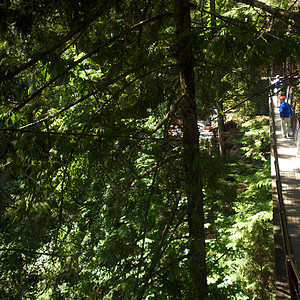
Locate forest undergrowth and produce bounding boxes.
[206,115,275,299]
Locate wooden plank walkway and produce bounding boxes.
[271,95,300,299]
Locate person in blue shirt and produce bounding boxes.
[279,96,292,138]
[271,75,281,94]
[271,75,282,107]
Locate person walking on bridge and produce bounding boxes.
[271,75,282,107]
[271,75,281,94]
[279,96,292,138]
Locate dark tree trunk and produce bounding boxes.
[210,0,226,156]
[175,0,208,298]
[215,66,226,156]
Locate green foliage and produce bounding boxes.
[0,0,295,298]
[205,114,274,299]
[239,116,270,161]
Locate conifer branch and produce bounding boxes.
[238,0,300,23]
[9,13,174,113]
[2,4,109,82]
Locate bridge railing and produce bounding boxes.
[292,118,300,155]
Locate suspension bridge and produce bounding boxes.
[270,78,300,299]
